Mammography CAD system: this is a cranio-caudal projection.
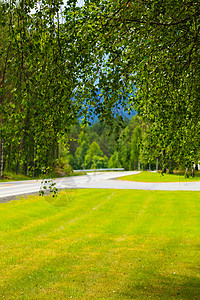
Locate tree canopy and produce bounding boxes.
[78,0,200,167]
[0,0,199,177]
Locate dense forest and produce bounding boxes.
[66,115,144,171]
[59,114,198,174]
[2,111,199,178]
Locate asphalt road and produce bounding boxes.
[0,171,200,200]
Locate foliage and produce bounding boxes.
[1,0,200,177]
[68,115,146,171]
[55,157,73,176]
[77,0,200,168]
[130,126,142,170]
[0,0,78,177]
[0,0,109,177]
[116,116,144,170]
[74,132,89,169]
[84,141,104,169]
[91,155,108,169]
[108,151,122,168]
[39,179,58,197]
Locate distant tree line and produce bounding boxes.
[60,115,199,173]
[62,114,199,174]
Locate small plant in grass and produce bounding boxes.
[39,179,58,197]
[39,167,58,197]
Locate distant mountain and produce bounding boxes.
[78,88,137,123]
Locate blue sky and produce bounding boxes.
[63,0,84,7]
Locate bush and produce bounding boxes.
[55,158,73,176]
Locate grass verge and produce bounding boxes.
[119,171,200,182]
[0,171,86,182]
[0,189,199,299]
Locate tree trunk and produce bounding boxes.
[32,147,35,177]
[16,144,20,175]
[24,162,29,176]
[161,149,166,173]
[149,162,151,171]
[169,161,173,174]
[57,143,60,159]
[8,144,11,171]
[134,161,137,170]
[0,138,4,179]
[16,160,20,175]
[156,158,159,171]
[138,159,140,171]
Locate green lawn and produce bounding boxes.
[0,189,200,299]
[119,171,200,182]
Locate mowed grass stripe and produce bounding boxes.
[0,189,109,235]
[0,190,112,267]
[0,189,199,299]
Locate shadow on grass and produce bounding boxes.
[121,268,200,299]
[1,250,199,299]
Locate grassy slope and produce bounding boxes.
[119,171,200,182]
[0,189,200,299]
[0,172,32,182]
